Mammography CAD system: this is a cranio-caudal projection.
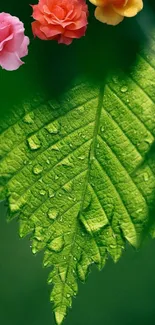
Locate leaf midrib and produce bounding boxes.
[55,85,105,315]
[79,84,105,214]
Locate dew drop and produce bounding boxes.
[63,182,72,193]
[32,246,38,255]
[28,135,41,150]
[112,76,118,84]
[136,208,143,214]
[109,244,116,249]
[61,158,74,168]
[48,208,58,220]
[48,236,64,252]
[51,144,60,151]
[23,113,34,124]
[78,106,85,113]
[45,123,59,134]
[67,294,70,298]
[48,189,55,198]
[33,164,43,175]
[58,266,67,282]
[46,159,50,164]
[73,257,77,261]
[145,134,153,145]
[78,155,85,160]
[100,126,104,132]
[143,172,149,181]
[120,86,128,93]
[40,189,46,196]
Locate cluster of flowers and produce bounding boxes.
[0,0,143,71]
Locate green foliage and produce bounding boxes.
[0,19,155,325]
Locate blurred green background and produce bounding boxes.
[0,0,155,324]
[1,201,155,325]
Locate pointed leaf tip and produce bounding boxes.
[55,311,65,325]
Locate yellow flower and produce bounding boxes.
[89,0,143,25]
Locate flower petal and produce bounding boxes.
[32,21,48,39]
[89,0,107,6]
[113,0,143,17]
[0,23,11,42]
[0,51,23,71]
[17,36,30,58]
[95,5,124,25]
[0,33,13,51]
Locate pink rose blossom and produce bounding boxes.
[0,13,29,71]
[31,0,88,45]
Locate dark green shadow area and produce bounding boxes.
[0,201,155,325]
[0,0,155,118]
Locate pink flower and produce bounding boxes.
[31,0,88,45]
[0,12,29,71]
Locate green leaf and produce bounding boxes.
[1,20,155,325]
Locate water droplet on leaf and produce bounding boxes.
[23,113,34,124]
[143,172,149,181]
[49,236,64,252]
[48,208,58,220]
[112,76,118,83]
[45,123,59,134]
[48,189,55,198]
[61,158,74,168]
[63,182,72,193]
[78,155,85,160]
[120,86,128,93]
[28,135,41,150]
[33,164,43,175]
[51,144,60,151]
[40,189,46,196]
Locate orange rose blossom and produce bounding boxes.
[89,0,143,25]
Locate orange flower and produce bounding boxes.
[89,0,143,25]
